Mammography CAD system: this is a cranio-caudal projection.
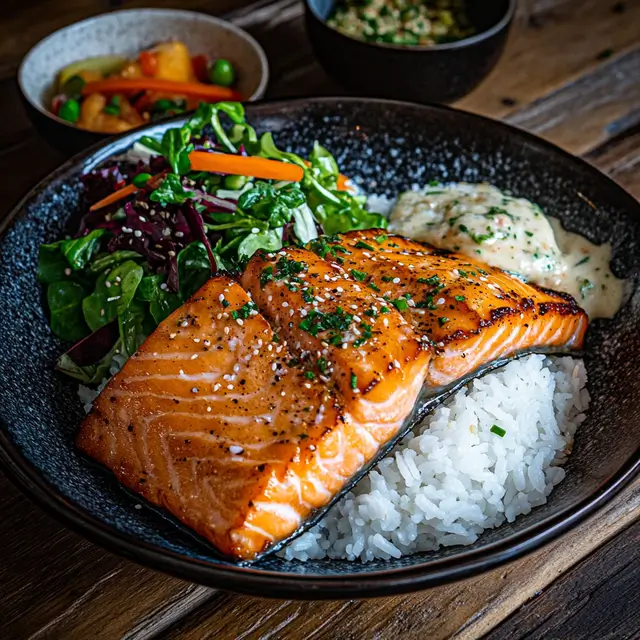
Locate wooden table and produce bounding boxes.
[1,0,639,637]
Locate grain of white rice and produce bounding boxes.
[280,355,588,562]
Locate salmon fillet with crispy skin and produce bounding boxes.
[312,229,588,386]
[77,275,429,560]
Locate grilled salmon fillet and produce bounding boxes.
[77,276,428,560]
[241,247,431,429]
[311,230,588,386]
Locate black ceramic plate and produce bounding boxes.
[0,98,639,599]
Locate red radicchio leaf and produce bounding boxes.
[184,203,217,275]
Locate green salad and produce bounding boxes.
[38,101,386,384]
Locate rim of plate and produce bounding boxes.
[1,97,639,599]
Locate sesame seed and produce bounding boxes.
[309,445,316,451]
[207,406,212,412]
[106,295,121,302]
[160,283,168,291]
[213,383,221,391]
[193,338,200,343]
[162,228,171,237]
[139,216,147,222]
[251,227,259,233]
[134,230,142,238]
[169,333,177,339]
[181,320,189,327]
[282,301,289,307]
[229,445,243,454]
[353,315,362,322]
[300,309,308,317]
[190,354,199,360]
[105,281,112,288]
[224,327,230,335]
[175,231,184,238]
[227,384,234,390]
[64,268,72,276]
[191,387,198,393]
[168,250,176,257]
[236,319,244,326]
[392,277,401,284]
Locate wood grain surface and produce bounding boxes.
[0,0,639,638]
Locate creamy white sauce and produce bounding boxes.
[388,183,624,318]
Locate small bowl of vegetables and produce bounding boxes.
[304,0,515,103]
[19,8,269,152]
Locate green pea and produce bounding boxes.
[58,99,80,123]
[223,175,247,189]
[209,59,236,87]
[132,173,152,187]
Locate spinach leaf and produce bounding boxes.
[238,181,305,227]
[162,127,193,175]
[150,174,195,205]
[88,250,142,274]
[38,244,72,284]
[119,299,148,357]
[59,229,107,271]
[178,242,213,300]
[136,274,181,324]
[82,260,143,331]
[238,228,282,258]
[47,281,91,342]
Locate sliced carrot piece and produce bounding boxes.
[188,151,305,182]
[88,172,165,212]
[89,184,138,212]
[82,78,242,101]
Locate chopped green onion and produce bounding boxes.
[350,373,358,389]
[490,424,506,437]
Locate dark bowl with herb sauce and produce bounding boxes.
[304,0,515,103]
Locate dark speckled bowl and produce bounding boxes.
[304,0,515,103]
[0,98,639,599]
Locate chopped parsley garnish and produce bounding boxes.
[350,373,358,390]
[375,234,388,244]
[355,240,375,251]
[458,270,469,278]
[575,256,590,267]
[275,256,307,280]
[308,238,350,262]
[438,317,449,326]
[299,307,353,339]
[260,266,274,289]
[221,298,230,308]
[302,288,315,303]
[354,322,373,347]
[317,357,328,374]
[454,295,465,302]
[304,371,316,380]
[417,275,440,286]
[368,282,381,292]
[379,305,390,314]
[382,276,394,282]
[490,424,506,437]
[231,301,257,320]
[391,298,409,312]
[350,269,368,282]
[579,278,594,299]
[525,230,534,238]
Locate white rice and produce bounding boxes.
[280,355,588,562]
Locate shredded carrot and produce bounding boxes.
[189,151,305,182]
[82,78,242,101]
[89,172,165,212]
[89,184,138,211]
[302,160,353,192]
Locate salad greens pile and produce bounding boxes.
[38,101,386,383]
